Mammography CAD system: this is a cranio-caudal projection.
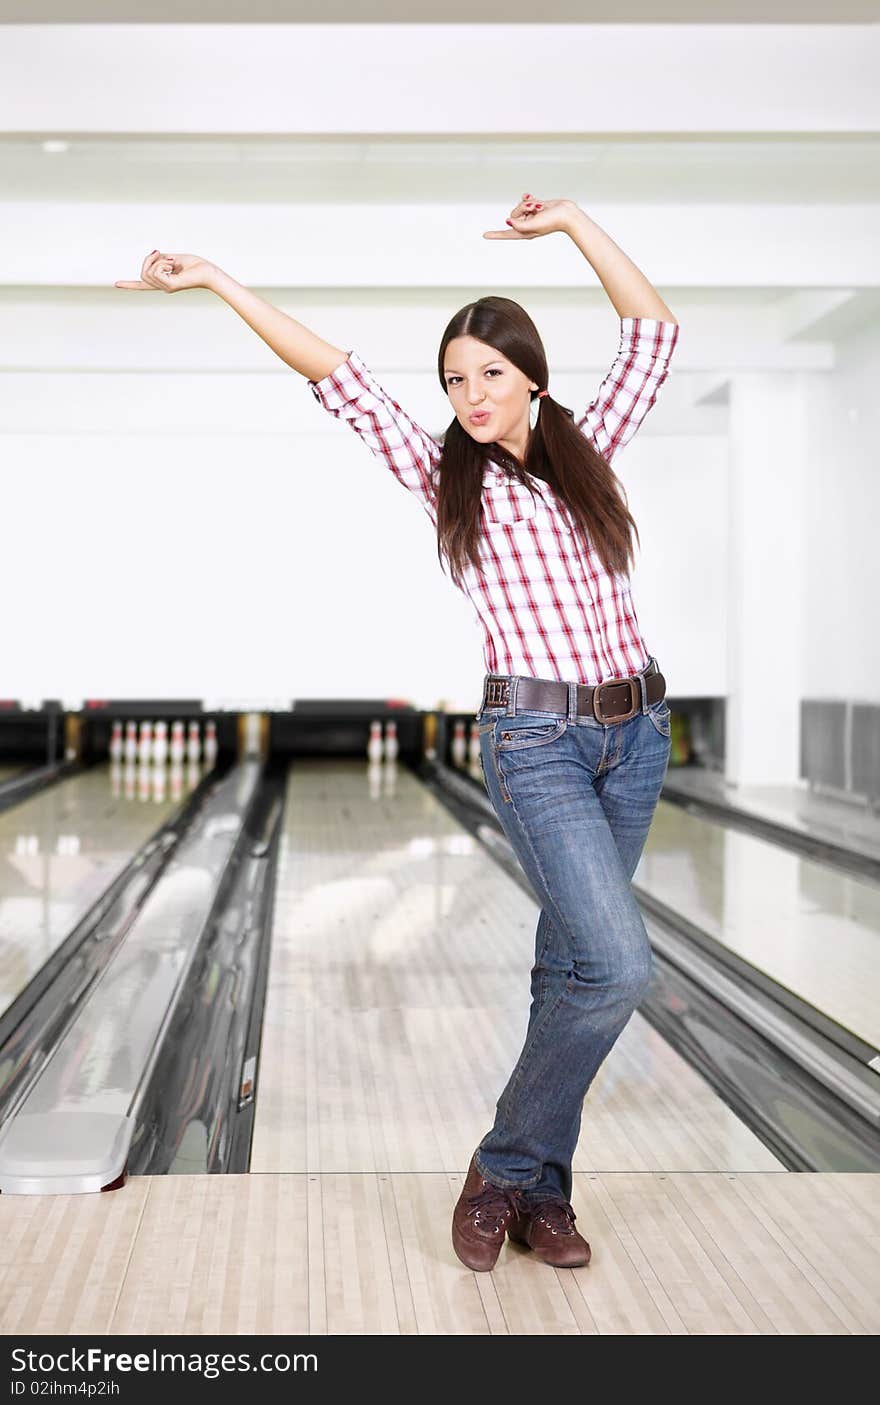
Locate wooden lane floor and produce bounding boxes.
[250,761,783,1178]
[0,1169,877,1333]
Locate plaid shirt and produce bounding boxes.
[308,316,679,687]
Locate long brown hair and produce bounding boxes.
[434,295,640,589]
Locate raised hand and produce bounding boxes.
[114,250,217,292]
[483,193,576,240]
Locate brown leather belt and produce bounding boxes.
[480,658,666,724]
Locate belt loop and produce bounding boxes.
[637,658,649,714]
[506,676,519,717]
[567,680,578,723]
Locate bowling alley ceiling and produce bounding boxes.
[1,135,878,204]
[0,2,873,18]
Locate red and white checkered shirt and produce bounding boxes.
[308,316,679,687]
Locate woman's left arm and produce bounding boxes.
[484,196,679,463]
[484,195,678,324]
[555,204,679,457]
[560,204,677,323]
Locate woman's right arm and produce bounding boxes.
[114,250,347,382]
[114,251,441,518]
[208,268,347,382]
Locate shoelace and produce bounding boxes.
[527,1199,578,1236]
[466,1183,521,1235]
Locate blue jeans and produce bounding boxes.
[473,671,672,1204]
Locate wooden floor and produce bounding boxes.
[1,1170,878,1334]
[1,759,878,1335]
[249,761,783,1177]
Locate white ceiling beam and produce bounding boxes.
[772,288,880,340]
[690,374,731,406]
[0,292,838,379]
[0,24,876,134]
[773,289,860,340]
[2,201,878,288]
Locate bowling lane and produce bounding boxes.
[634,799,880,1048]
[0,764,181,1018]
[250,759,783,1175]
[666,764,880,865]
[0,764,32,784]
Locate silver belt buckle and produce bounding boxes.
[593,675,639,724]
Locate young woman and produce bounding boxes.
[115,194,679,1274]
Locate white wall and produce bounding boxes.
[804,319,880,702]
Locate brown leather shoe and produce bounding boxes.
[507,1197,591,1267]
[452,1154,523,1271]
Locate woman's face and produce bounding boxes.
[443,336,538,444]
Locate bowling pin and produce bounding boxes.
[451,720,467,767]
[170,720,186,764]
[152,719,168,765]
[170,761,184,803]
[187,720,201,763]
[109,720,123,762]
[203,720,218,767]
[367,720,384,763]
[138,720,153,765]
[138,762,151,802]
[383,719,398,762]
[124,720,138,764]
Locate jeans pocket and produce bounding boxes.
[646,700,671,737]
[495,715,568,751]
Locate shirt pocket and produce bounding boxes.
[481,472,540,527]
